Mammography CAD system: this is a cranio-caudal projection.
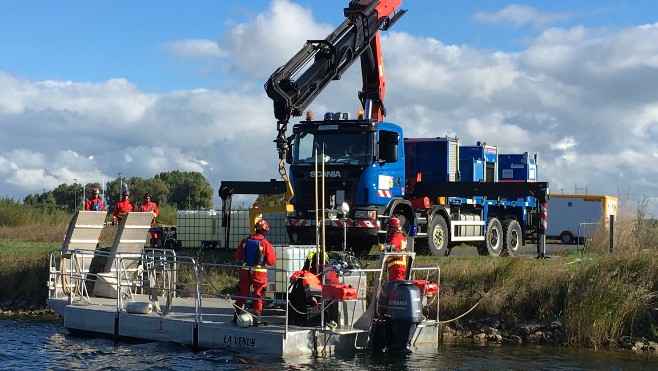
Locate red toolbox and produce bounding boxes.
[413,279,438,297]
[334,285,357,300]
[322,284,340,299]
[322,284,357,300]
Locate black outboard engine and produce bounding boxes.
[371,280,423,354]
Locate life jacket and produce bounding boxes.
[290,270,322,300]
[243,237,265,268]
[386,231,408,269]
[91,200,102,211]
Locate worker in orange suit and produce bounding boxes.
[112,190,133,225]
[138,193,159,224]
[84,188,105,211]
[232,219,276,326]
[382,215,408,282]
[138,192,160,245]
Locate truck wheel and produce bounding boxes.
[427,215,449,256]
[486,218,503,257]
[559,231,574,245]
[502,219,522,256]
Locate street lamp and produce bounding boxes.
[73,179,78,211]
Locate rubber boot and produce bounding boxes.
[253,313,261,327]
[231,309,238,324]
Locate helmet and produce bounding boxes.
[255,219,270,233]
[237,312,253,328]
[122,190,130,196]
[92,187,100,194]
[388,215,401,229]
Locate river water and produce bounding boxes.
[1,317,656,370]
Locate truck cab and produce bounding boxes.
[286,112,405,248]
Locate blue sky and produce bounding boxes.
[4,1,656,91]
[1,0,657,216]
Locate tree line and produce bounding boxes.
[23,171,214,213]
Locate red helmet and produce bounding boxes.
[388,215,401,229]
[255,219,270,233]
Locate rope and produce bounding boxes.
[437,298,482,325]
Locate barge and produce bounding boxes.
[46,211,441,355]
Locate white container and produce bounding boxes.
[266,245,317,301]
[176,210,221,248]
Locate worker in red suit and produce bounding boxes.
[112,190,133,224]
[382,215,408,282]
[84,188,105,211]
[138,192,159,224]
[232,219,276,326]
[138,192,160,245]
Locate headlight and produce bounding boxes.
[354,210,376,219]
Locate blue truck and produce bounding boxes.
[283,117,548,256]
[219,0,549,257]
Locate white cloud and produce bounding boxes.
[474,5,572,29]
[0,1,657,215]
[163,39,224,59]
[217,0,334,80]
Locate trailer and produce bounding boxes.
[546,194,618,244]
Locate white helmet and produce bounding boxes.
[237,312,253,328]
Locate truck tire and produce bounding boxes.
[559,231,574,245]
[486,217,503,257]
[427,215,449,256]
[502,219,522,256]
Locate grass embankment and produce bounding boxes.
[1,197,657,349]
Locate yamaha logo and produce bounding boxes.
[310,170,342,178]
[388,300,407,306]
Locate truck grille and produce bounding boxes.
[292,169,362,217]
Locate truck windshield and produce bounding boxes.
[294,132,373,165]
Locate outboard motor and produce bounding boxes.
[371,280,423,354]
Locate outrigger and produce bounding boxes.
[47,211,441,355]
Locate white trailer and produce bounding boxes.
[546,194,618,244]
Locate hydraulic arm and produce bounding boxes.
[265,0,406,164]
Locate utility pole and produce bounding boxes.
[73,178,78,211]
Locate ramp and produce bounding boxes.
[93,212,153,298]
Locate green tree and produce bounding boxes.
[156,171,213,209]
[51,183,82,212]
[127,178,170,208]
[105,176,145,211]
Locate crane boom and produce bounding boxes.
[265,0,405,161]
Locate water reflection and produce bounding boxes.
[1,318,656,370]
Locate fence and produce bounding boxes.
[175,210,289,249]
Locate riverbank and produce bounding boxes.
[3,243,658,353]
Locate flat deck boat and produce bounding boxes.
[46,211,441,356]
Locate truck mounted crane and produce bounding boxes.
[223,0,551,258]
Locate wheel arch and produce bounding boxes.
[384,198,415,226]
